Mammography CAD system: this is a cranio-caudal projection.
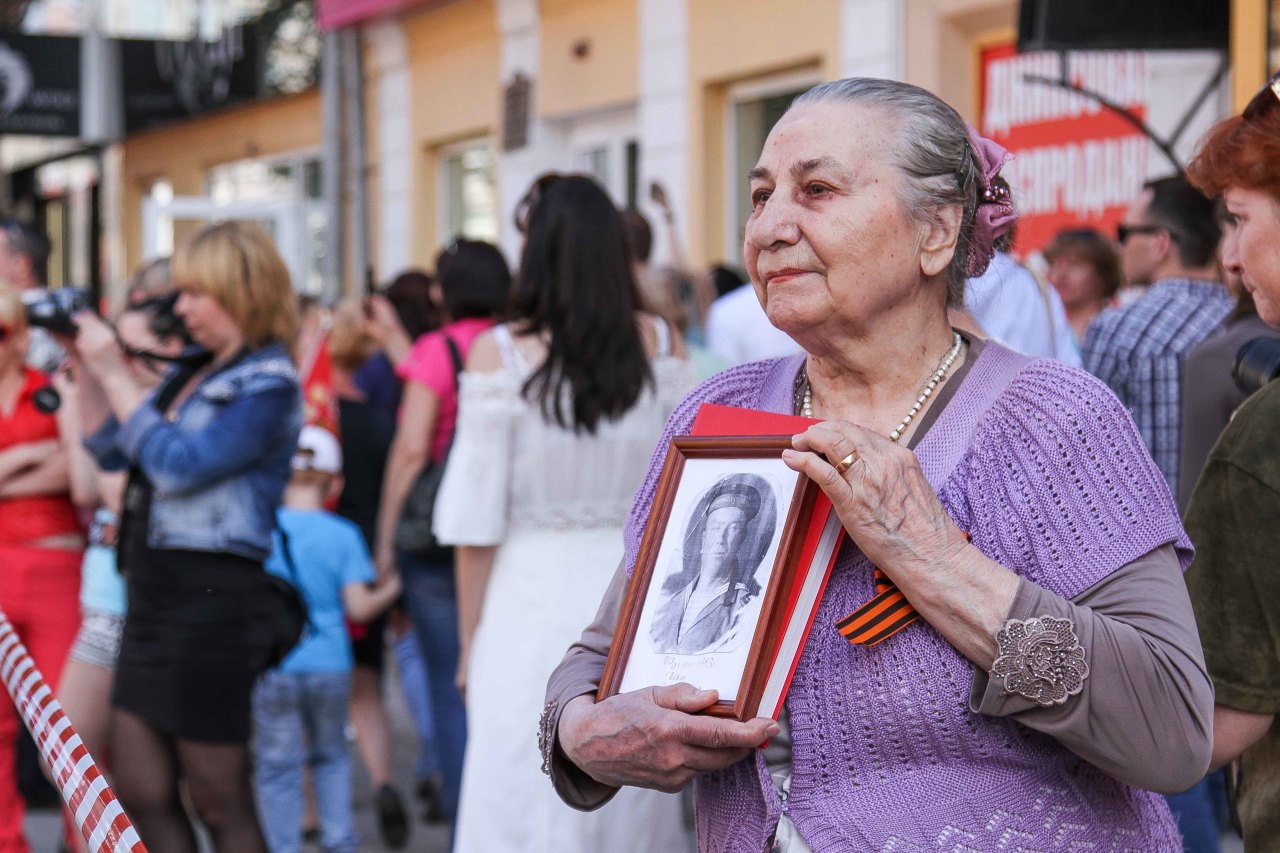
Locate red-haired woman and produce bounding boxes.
[1182,72,1280,849]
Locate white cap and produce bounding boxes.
[292,425,342,474]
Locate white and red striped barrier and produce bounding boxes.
[0,611,147,853]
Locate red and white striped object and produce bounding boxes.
[0,611,147,853]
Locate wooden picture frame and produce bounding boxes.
[598,436,820,721]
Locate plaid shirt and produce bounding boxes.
[1083,278,1233,495]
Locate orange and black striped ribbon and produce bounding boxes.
[836,533,969,647]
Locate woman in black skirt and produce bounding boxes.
[70,221,302,852]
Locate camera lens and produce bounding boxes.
[1233,336,1280,396]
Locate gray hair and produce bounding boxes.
[792,78,982,305]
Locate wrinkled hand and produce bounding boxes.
[782,421,969,580]
[71,313,126,380]
[557,684,778,793]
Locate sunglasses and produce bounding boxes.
[1116,223,1166,244]
[1243,71,1280,123]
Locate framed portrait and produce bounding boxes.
[598,436,820,721]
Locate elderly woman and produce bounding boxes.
[542,78,1213,851]
[1182,71,1280,849]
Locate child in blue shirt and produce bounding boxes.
[252,426,401,853]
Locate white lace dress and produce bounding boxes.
[434,322,698,853]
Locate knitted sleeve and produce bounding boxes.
[622,361,782,576]
[957,359,1191,601]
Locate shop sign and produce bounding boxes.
[980,44,1150,255]
[122,2,319,134]
[0,31,81,137]
[121,27,260,133]
[502,73,532,152]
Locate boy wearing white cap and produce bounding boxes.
[251,426,402,853]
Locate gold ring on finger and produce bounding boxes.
[834,452,858,475]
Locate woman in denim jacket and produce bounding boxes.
[71,222,302,853]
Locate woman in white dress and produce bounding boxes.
[434,174,698,852]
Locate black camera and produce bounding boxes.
[1233,336,1280,395]
[23,287,91,335]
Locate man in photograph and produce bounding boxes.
[649,473,774,655]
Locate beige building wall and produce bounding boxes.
[904,0,1016,124]
[686,0,842,264]
[402,0,502,268]
[118,89,323,278]
[539,0,639,119]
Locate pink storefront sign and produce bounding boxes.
[316,0,440,31]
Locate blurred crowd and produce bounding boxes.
[0,71,1277,853]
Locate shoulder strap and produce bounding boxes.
[276,526,315,632]
[914,344,1035,491]
[443,335,463,378]
[490,324,526,371]
[437,335,465,459]
[153,351,214,412]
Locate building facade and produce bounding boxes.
[9,0,1269,305]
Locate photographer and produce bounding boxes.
[1182,72,1280,849]
[71,221,302,853]
[0,283,83,852]
[54,269,190,853]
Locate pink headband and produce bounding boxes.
[965,124,1017,277]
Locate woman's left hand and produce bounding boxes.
[782,420,969,584]
[783,420,1020,668]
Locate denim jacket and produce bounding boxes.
[84,343,302,562]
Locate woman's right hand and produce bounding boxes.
[556,686,778,793]
[70,313,127,381]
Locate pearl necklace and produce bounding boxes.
[801,332,963,442]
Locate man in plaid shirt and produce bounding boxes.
[1083,176,1233,498]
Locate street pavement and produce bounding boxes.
[22,661,451,852]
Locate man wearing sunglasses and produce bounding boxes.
[1083,175,1234,852]
[1083,175,1232,498]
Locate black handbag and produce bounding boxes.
[394,336,463,562]
[263,527,312,670]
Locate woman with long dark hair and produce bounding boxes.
[433,174,697,851]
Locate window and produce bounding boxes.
[727,85,810,265]
[440,143,498,244]
[1271,0,1279,75]
[206,150,326,294]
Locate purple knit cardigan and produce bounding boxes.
[622,343,1189,852]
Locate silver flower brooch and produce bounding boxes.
[991,616,1089,707]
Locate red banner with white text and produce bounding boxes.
[980,44,1151,256]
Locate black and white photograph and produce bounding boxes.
[617,452,797,701]
[647,472,779,656]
